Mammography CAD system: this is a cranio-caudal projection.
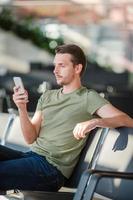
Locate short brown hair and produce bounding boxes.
[55,44,86,76]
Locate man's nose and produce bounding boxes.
[53,66,59,74]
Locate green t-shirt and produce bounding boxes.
[31,86,108,178]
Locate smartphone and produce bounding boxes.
[13,77,25,94]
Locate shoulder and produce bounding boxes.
[75,87,101,101]
[87,88,99,95]
[41,89,60,97]
[80,87,100,98]
[87,89,101,98]
[85,89,109,114]
[87,89,109,105]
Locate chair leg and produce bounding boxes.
[73,171,91,200]
[83,173,100,200]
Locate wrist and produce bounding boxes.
[94,118,102,128]
[18,107,27,114]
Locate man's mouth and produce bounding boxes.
[55,75,62,79]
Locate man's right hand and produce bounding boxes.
[12,86,29,110]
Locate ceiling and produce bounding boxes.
[0,0,133,26]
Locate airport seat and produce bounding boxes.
[0,112,10,138]
[21,128,109,200]
[0,112,108,199]
[6,115,29,151]
[74,127,133,200]
[0,111,29,151]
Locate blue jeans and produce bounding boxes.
[0,145,65,191]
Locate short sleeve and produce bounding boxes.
[36,90,50,111]
[87,90,109,115]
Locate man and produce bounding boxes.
[0,44,133,191]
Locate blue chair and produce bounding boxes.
[22,128,109,200]
[74,127,133,200]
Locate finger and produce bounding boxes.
[14,99,29,104]
[13,86,20,93]
[80,129,86,138]
[20,91,28,100]
[75,123,86,138]
[73,124,82,140]
[73,127,79,139]
[25,90,28,96]
[13,94,25,100]
[13,94,28,103]
[77,125,84,138]
[74,124,88,139]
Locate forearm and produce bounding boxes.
[18,108,38,144]
[97,114,133,128]
[73,114,133,140]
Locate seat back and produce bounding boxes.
[0,112,10,139]
[95,127,133,200]
[6,116,29,150]
[0,112,29,151]
[64,128,105,188]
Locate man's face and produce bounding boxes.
[53,53,77,86]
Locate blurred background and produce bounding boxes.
[0,0,133,117]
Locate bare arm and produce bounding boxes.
[73,103,133,140]
[18,109,42,144]
[95,104,133,128]
[13,86,42,144]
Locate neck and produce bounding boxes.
[62,79,82,94]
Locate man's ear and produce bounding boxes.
[75,64,83,75]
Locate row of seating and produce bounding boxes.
[0,112,133,199]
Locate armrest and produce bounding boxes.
[22,190,74,200]
[87,169,133,179]
[74,169,133,200]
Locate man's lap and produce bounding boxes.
[0,145,65,191]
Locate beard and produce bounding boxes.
[55,71,75,85]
